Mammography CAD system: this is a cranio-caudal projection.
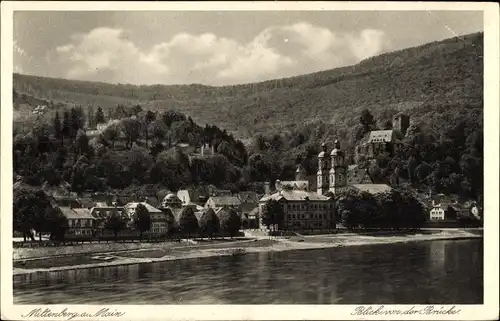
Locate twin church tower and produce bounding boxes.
[317,140,347,195]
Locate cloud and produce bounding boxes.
[13,40,26,73]
[54,22,392,85]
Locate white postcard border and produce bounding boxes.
[1,2,498,321]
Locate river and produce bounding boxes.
[13,239,482,304]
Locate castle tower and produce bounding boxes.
[329,139,347,195]
[295,164,307,181]
[392,113,410,136]
[317,143,330,195]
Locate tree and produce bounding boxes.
[131,104,143,116]
[407,156,418,184]
[95,107,105,124]
[445,205,458,221]
[359,109,376,135]
[70,107,85,142]
[199,208,219,239]
[46,207,69,241]
[219,208,241,238]
[133,204,152,240]
[120,117,141,149]
[54,111,62,140]
[260,199,285,231]
[143,110,156,147]
[13,188,52,241]
[398,188,426,229]
[148,119,168,144]
[62,110,70,141]
[178,206,199,238]
[415,162,433,183]
[75,130,89,155]
[104,211,127,238]
[87,106,94,129]
[102,123,120,147]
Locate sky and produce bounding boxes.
[13,11,483,86]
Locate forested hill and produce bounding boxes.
[14,32,483,140]
[12,32,483,201]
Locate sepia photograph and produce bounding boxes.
[1,2,498,321]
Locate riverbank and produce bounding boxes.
[13,229,482,276]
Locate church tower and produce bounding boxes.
[317,143,330,195]
[329,139,347,194]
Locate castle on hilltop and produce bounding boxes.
[355,113,410,161]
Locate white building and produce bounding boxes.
[429,206,445,221]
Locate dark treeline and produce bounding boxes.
[243,107,483,203]
[13,101,483,205]
[13,105,252,194]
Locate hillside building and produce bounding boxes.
[355,113,410,161]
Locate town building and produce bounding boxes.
[162,193,184,208]
[430,205,446,221]
[59,207,95,236]
[124,201,172,235]
[258,190,335,230]
[351,184,393,194]
[236,191,259,229]
[346,165,374,185]
[177,187,210,207]
[205,196,242,212]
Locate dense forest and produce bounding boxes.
[13,32,483,202]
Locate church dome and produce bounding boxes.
[165,193,178,200]
[318,143,328,158]
[163,193,182,206]
[330,139,342,156]
[330,148,343,156]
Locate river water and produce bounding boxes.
[14,239,482,304]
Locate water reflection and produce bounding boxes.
[14,239,483,304]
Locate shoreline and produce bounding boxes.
[13,231,482,276]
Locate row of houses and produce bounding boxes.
[51,189,262,236]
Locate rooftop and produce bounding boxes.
[208,196,242,206]
[346,168,371,185]
[259,190,332,202]
[124,202,163,213]
[367,130,394,143]
[278,180,309,191]
[59,207,95,220]
[352,184,393,194]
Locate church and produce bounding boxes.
[258,140,348,231]
[258,139,392,231]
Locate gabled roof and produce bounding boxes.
[279,180,309,191]
[124,202,163,213]
[367,130,394,143]
[207,196,241,206]
[346,168,372,185]
[348,165,359,171]
[237,191,259,203]
[259,190,332,202]
[59,207,95,220]
[77,198,95,208]
[249,207,260,218]
[213,189,232,196]
[352,184,392,194]
[177,187,209,203]
[95,202,110,208]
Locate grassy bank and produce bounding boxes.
[12,229,482,276]
[13,237,253,260]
